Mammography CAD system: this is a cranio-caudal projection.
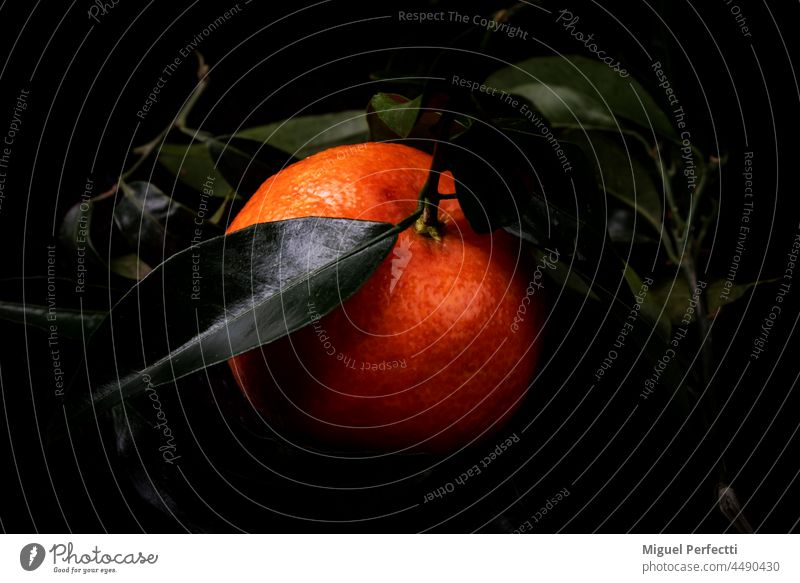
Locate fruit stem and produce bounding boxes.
[351,113,454,244]
[413,129,450,241]
[415,201,443,241]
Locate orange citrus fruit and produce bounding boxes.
[227,142,543,453]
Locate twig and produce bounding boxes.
[121,52,210,181]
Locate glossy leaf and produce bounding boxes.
[69,217,397,421]
[59,198,103,265]
[158,143,233,198]
[235,111,369,159]
[59,190,118,273]
[113,181,221,266]
[486,55,677,140]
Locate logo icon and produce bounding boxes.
[390,238,413,293]
[20,543,45,571]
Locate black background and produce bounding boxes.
[0,0,798,533]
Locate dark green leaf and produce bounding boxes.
[109,253,152,281]
[507,196,604,259]
[535,250,599,300]
[0,301,106,339]
[503,83,617,130]
[69,217,397,422]
[446,120,596,235]
[158,143,233,198]
[650,275,768,328]
[564,130,663,232]
[706,278,780,315]
[207,136,294,198]
[448,118,625,297]
[367,95,470,144]
[486,55,677,139]
[607,287,692,402]
[622,262,670,338]
[59,191,115,270]
[369,93,422,139]
[235,111,369,159]
[651,277,693,325]
[507,193,638,311]
[114,181,221,266]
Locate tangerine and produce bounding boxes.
[227,142,542,453]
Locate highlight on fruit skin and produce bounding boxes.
[227,142,544,454]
